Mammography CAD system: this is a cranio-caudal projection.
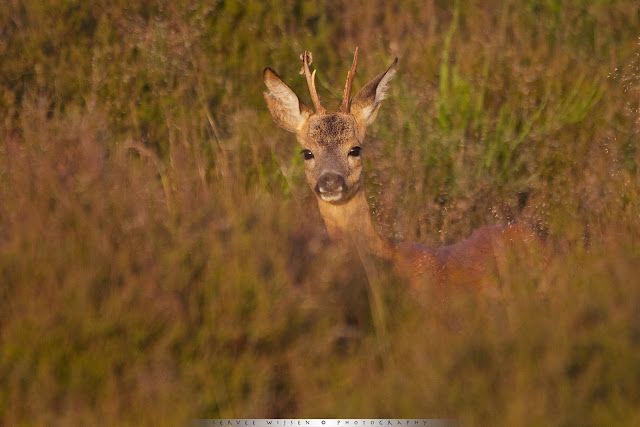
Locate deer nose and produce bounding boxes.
[315,172,346,196]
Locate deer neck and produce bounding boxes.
[316,189,392,259]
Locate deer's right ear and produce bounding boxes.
[350,58,398,127]
[263,67,313,133]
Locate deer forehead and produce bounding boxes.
[306,114,361,148]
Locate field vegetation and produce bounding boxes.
[1,0,640,424]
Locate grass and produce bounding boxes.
[1,0,640,424]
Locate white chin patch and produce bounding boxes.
[320,193,343,202]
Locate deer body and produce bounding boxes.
[264,50,537,291]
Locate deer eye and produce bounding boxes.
[348,146,362,157]
[300,149,314,160]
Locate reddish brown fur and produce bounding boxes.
[392,225,541,293]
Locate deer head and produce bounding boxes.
[263,49,397,206]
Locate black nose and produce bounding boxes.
[315,172,346,194]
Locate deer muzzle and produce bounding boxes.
[315,172,346,202]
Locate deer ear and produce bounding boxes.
[350,58,398,127]
[263,67,313,133]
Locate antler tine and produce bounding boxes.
[300,51,325,115]
[339,47,359,113]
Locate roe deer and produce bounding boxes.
[263,49,540,292]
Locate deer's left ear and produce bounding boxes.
[350,58,398,127]
[263,67,313,133]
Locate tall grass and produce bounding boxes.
[1,0,640,424]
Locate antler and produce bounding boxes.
[339,47,358,113]
[300,51,325,115]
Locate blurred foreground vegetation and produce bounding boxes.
[1,0,640,424]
